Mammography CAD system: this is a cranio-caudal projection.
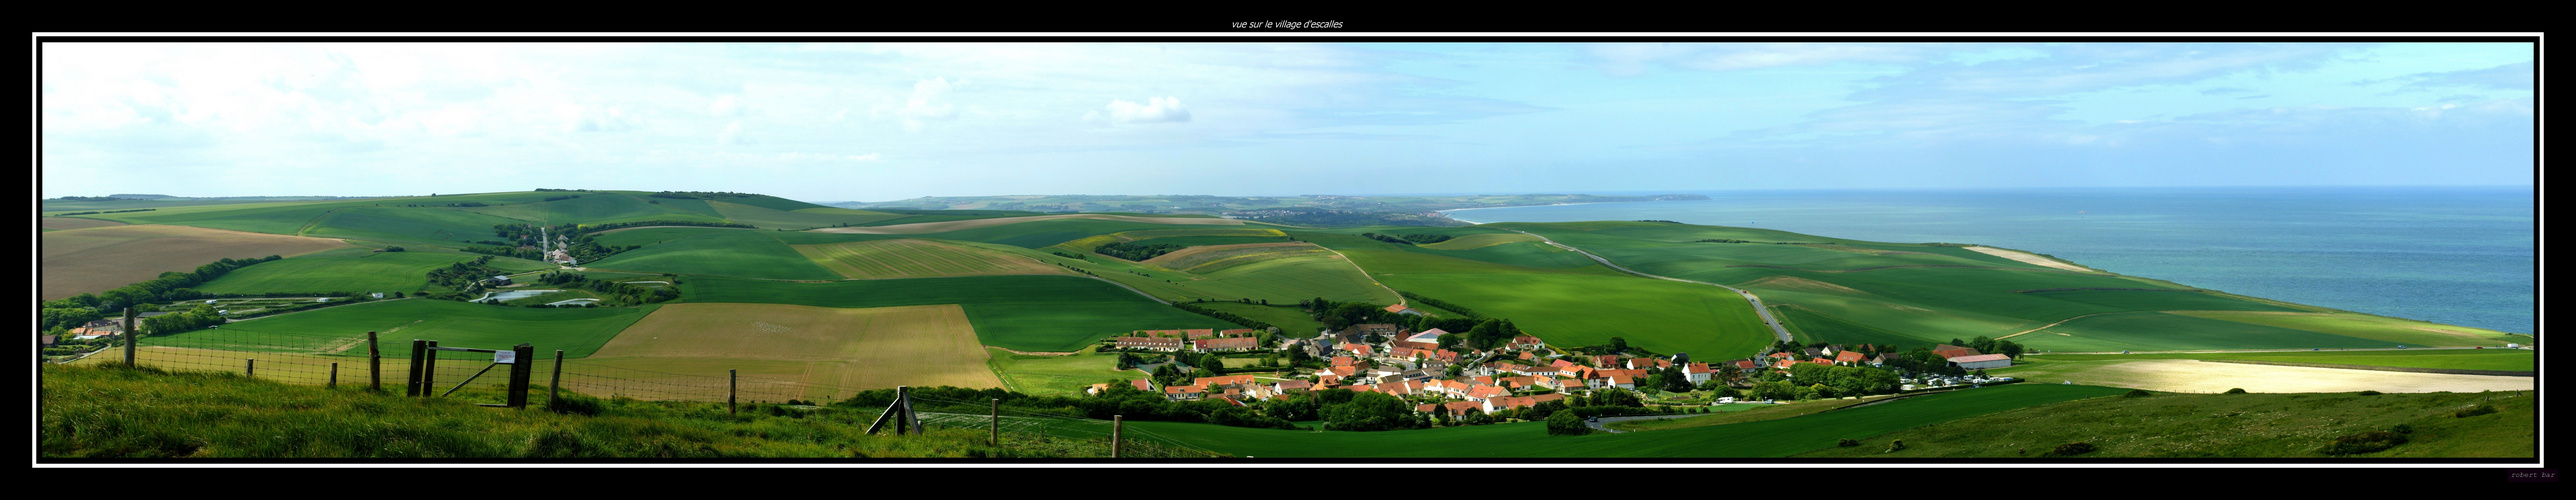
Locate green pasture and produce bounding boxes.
[679,275,1236,352]
[590,226,758,247]
[301,207,524,247]
[986,346,1144,397]
[584,230,842,281]
[1793,389,2534,458]
[1375,273,1771,359]
[1129,383,2126,458]
[707,200,903,229]
[196,247,495,295]
[142,299,658,359]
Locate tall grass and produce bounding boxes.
[38,363,1093,459]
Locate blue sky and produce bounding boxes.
[38,39,2535,203]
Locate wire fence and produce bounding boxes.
[73,325,1226,458]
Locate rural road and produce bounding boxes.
[1585,412,1717,433]
[1504,230,1794,344]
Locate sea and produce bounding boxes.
[1439,186,2537,336]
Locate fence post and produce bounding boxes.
[121,307,136,367]
[1112,415,1123,458]
[506,343,533,409]
[549,350,564,411]
[406,340,426,397]
[420,340,439,397]
[729,369,738,415]
[330,362,339,389]
[906,386,921,435]
[367,331,381,391]
[246,358,255,377]
[991,398,1001,447]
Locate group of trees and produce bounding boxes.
[139,304,226,335]
[1171,303,1276,332]
[1092,241,1185,261]
[1357,232,1451,245]
[1395,291,1480,319]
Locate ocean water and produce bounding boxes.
[1442,186,2536,335]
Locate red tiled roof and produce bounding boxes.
[1386,303,1411,313]
[1949,354,2011,364]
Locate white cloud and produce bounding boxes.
[711,94,742,118]
[1086,96,1191,125]
[897,77,960,132]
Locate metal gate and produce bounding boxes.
[404,340,536,409]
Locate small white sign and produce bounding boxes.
[494,351,517,364]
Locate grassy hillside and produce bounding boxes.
[196,247,499,295]
[1131,384,2128,458]
[1792,389,2535,458]
[38,363,1062,458]
[585,230,843,281]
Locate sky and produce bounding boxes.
[37,38,2537,204]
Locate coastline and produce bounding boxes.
[1438,202,1621,225]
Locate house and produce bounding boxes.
[1193,337,1259,352]
[1683,362,1714,384]
[1512,335,1544,350]
[1385,303,1424,316]
[1331,356,1357,367]
[1351,324,1403,337]
[1949,354,2012,370]
[1835,350,1870,365]
[1933,347,1985,359]
[1274,379,1313,393]
[1114,336,1186,352]
[1164,385,1205,401]
[1219,328,1259,337]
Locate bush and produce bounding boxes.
[546,392,608,416]
[2045,442,2097,457]
[1885,439,1906,452]
[2391,423,2414,434]
[1546,410,1589,436]
[2123,389,2154,398]
[2223,388,2249,395]
[1836,438,1860,447]
[2453,405,2497,418]
[2357,390,2382,396]
[2321,431,2408,455]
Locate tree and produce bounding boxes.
[1546,410,1588,436]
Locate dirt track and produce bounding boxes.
[1964,246,2097,273]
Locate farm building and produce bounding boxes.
[1948,354,2012,370]
[1193,336,1259,352]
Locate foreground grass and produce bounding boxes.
[1791,389,2535,458]
[37,363,1086,459]
[1131,384,2125,458]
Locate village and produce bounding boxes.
[1096,302,2025,422]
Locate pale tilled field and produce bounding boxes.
[572,303,1003,402]
[41,224,352,301]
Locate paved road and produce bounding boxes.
[1504,229,1794,344]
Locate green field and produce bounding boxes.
[1129,384,2127,457]
[196,247,498,295]
[986,346,1144,397]
[585,230,842,281]
[2015,312,2400,352]
[1195,302,1329,336]
[681,275,1236,352]
[139,299,658,359]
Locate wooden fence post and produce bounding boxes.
[729,369,738,415]
[246,358,255,377]
[906,386,921,435]
[367,331,381,391]
[549,350,564,411]
[406,339,426,397]
[506,343,533,409]
[1112,415,1123,458]
[121,307,136,367]
[420,340,439,397]
[329,362,339,389]
[991,398,1001,447]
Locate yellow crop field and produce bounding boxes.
[573,303,1002,402]
[791,238,1072,280]
[40,224,352,301]
[1145,242,1326,273]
